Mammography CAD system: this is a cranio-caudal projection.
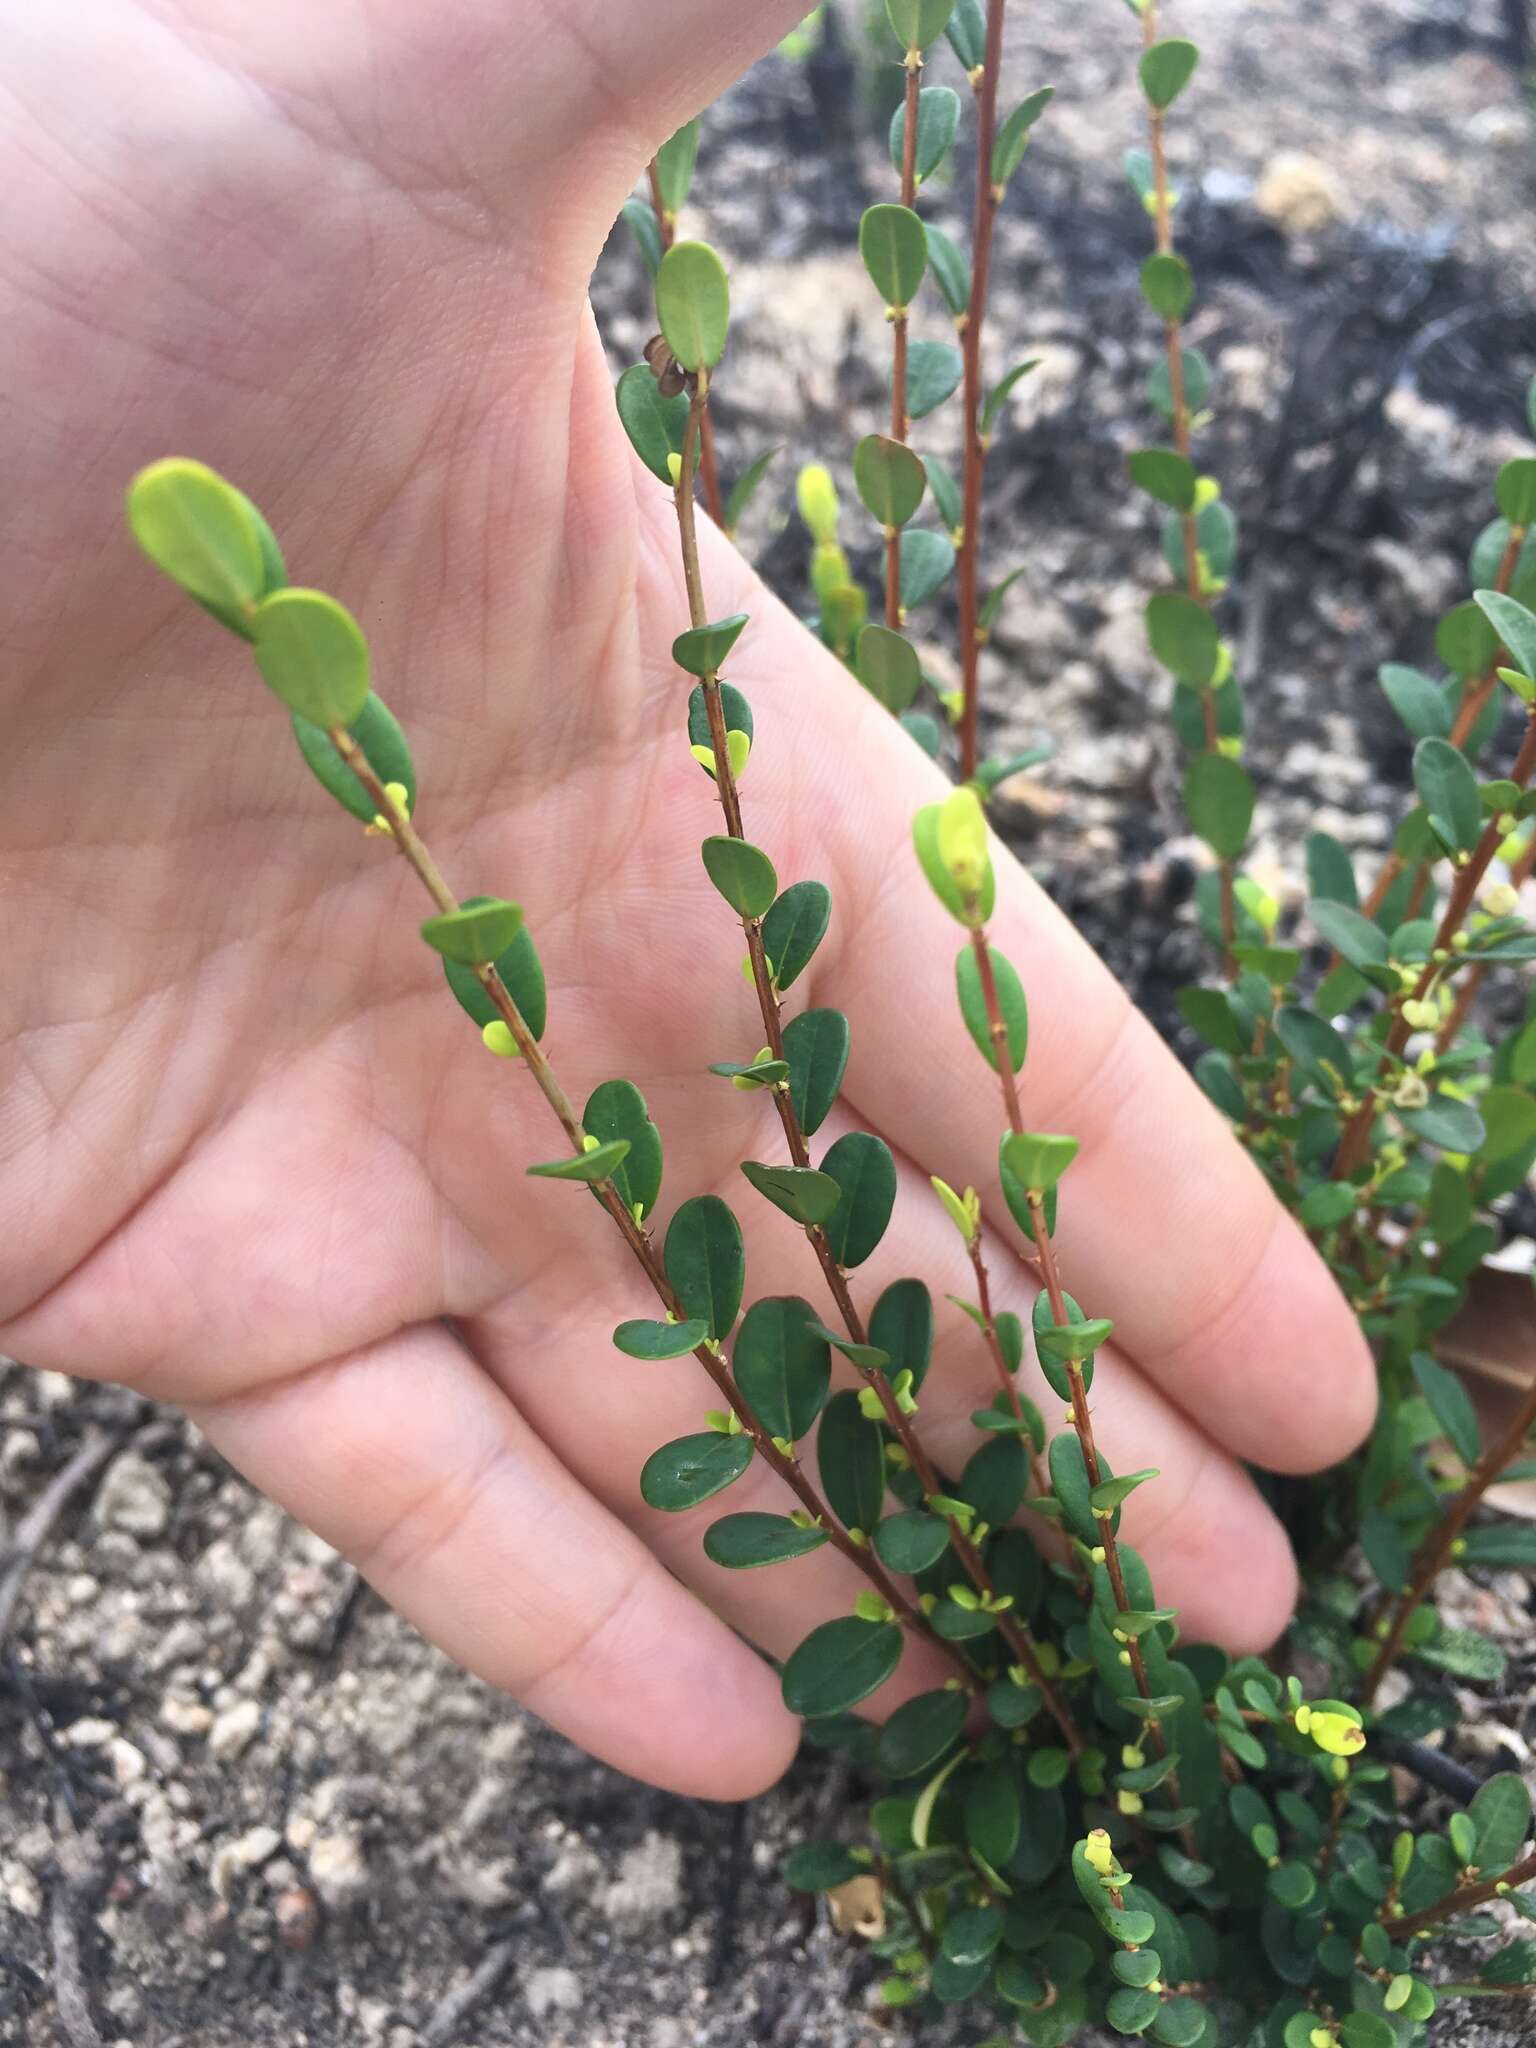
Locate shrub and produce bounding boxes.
[125,0,1536,2039]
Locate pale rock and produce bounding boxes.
[1254,151,1345,237]
[110,1737,148,1786]
[95,1451,171,1539]
[2,1862,43,1917]
[161,1694,213,1737]
[210,1825,282,1900]
[197,1537,256,1608]
[62,1716,117,1749]
[307,1832,369,1908]
[598,1832,683,1931]
[524,1966,582,2019]
[208,1698,261,1761]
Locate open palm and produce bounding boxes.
[0,0,1373,1798]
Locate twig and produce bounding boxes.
[1386,1846,1536,1941]
[0,1429,121,1649]
[50,1811,105,2048]
[421,1937,516,2047]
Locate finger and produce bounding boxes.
[670,513,1376,1476]
[186,1318,798,1800]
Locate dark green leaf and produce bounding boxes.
[889,85,961,184]
[1176,985,1247,1056]
[1470,1771,1533,1874]
[906,340,963,420]
[886,0,958,53]
[859,203,928,308]
[924,223,970,315]
[943,1904,1004,1967]
[1411,1351,1481,1466]
[612,1317,709,1360]
[1339,2017,1395,2048]
[956,942,1028,1073]
[782,1617,902,1717]
[740,1161,842,1228]
[761,880,829,992]
[1380,663,1452,740]
[1149,344,1210,423]
[854,434,926,529]
[1129,448,1196,511]
[583,1079,663,1220]
[620,196,663,277]
[1141,252,1194,318]
[652,119,700,218]
[817,1390,885,1534]
[870,1278,934,1391]
[945,0,985,70]
[783,1007,850,1137]
[292,693,415,823]
[1107,1987,1160,2036]
[1049,1432,1105,1544]
[673,613,749,677]
[655,240,730,371]
[704,1511,828,1570]
[899,528,956,610]
[1274,1003,1354,1092]
[873,1509,951,1575]
[664,1195,745,1338]
[733,1296,832,1442]
[640,1431,753,1511]
[1140,37,1199,107]
[1437,599,1500,678]
[527,1139,630,1184]
[1146,591,1220,687]
[1397,1095,1487,1153]
[981,359,1041,438]
[723,446,780,535]
[999,1130,1078,1195]
[961,1435,1028,1526]
[1496,460,1536,527]
[991,88,1054,188]
[1185,753,1254,859]
[1475,587,1536,680]
[965,1763,1021,1868]
[877,1687,968,1777]
[820,1133,897,1268]
[616,363,690,484]
[442,897,546,1037]
[1305,830,1360,909]
[701,835,777,917]
[857,623,922,713]
[783,1842,864,1891]
[1309,899,1389,969]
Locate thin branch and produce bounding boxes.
[1386,1846,1536,1941]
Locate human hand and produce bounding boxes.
[0,0,1373,1798]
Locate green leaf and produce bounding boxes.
[1107,1987,1160,2036]
[1496,458,1536,527]
[640,1431,753,1511]
[687,682,753,760]
[620,196,663,278]
[979,566,1027,634]
[1306,830,1360,909]
[914,801,994,926]
[420,897,524,966]
[616,363,690,484]
[664,1195,745,1339]
[859,203,928,309]
[1140,37,1199,108]
[1184,755,1254,859]
[442,899,546,1038]
[899,528,956,610]
[1416,1626,1505,1681]
[877,1689,967,1780]
[652,118,700,218]
[733,1297,831,1443]
[1437,598,1500,677]
[1481,1937,1536,1985]
[1141,253,1194,319]
[1275,1004,1354,1093]
[673,613,749,677]
[583,1079,664,1219]
[1339,2017,1395,2048]
[1176,985,1247,1057]
[924,224,970,315]
[1049,1433,1104,1544]
[723,446,780,535]
[817,1390,886,1534]
[292,693,416,824]
[612,1317,709,1360]
[966,1763,1021,1868]
[1149,343,1210,423]
[740,1160,842,1228]
[1309,899,1389,970]
[945,0,985,69]
[701,835,777,917]
[981,359,1041,438]
[1036,1317,1114,1363]
[857,623,923,713]
[885,0,957,52]
[873,1509,951,1575]
[999,1130,1078,1196]
[955,943,1028,1073]
[1475,588,1536,680]
[1397,1094,1486,1153]
[783,1007,850,1137]
[782,1616,902,1718]
[252,588,371,727]
[1462,1523,1536,1567]
[1146,591,1220,687]
[905,340,964,420]
[1410,1351,1481,1466]
[820,1133,897,1269]
[990,88,1054,188]
[1128,449,1197,511]
[126,457,268,616]
[889,85,961,183]
[1090,1469,1158,1514]
[960,1435,1028,1525]
[1470,1771,1533,1874]
[871,1278,934,1391]
[655,240,730,371]
[854,435,926,528]
[527,1138,631,1184]
[1379,662,1452,739]
[761,882,831,993]
[804,1321,888,1372]
[783,1842,864,1892]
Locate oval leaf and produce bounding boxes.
[782,1616,903,1718]
[640,1431,753,1511]
[655,240,730,372]
[252,588,370,727]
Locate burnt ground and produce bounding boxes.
[4,3,1536,2044]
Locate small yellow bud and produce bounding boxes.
[1392,1072,1430,1110]
[937,786,991,901]
[1305,1709,1367,1758]
[581,1132,601,1152]
[1121,1745,1145,1769]
[1090,1545,1107,1564]
[796,463,840,544]
[1118,1789,1145,1817]
[481,1020,518,1058]
[931,1176,979,1243]
[364,780,412,836]
[666,451,683,486]
[1082,1828,1117,1877]
[1400,998,1438,1033]
[1482,880,1520,919]
[1310,2031,1333,2048]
